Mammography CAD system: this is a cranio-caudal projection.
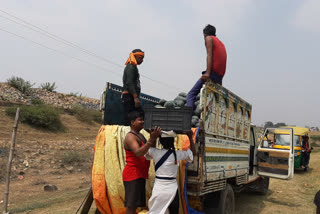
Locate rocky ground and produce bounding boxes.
[0,82,99,110]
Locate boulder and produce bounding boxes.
[44,184,58,192]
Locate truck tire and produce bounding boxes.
[247,177,269,195]
[218,184,235,214]
[204,184,235,214]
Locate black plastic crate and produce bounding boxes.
[144,106,193,133]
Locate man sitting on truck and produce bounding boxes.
[122,49,145,125]
[122,111,161,214]
[186,24,227,109]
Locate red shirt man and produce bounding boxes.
[201,24,227,84]
[186,24,227,109]
[122,111,161,214]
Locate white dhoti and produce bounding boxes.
[145,147,193,214]
[148,178,177,214]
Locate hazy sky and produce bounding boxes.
[0,0,319,127]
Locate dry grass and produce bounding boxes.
[236,149,320,213]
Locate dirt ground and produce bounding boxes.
[0,106,100,213]
[0,106,319,213]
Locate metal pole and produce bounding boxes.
[3,108,20,214]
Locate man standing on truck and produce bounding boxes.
[186,24,227,109]
[122,49,145,125]
[122,111,161,214]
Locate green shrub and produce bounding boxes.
[40,82,57,92]
[7,76,34,95]
[5,105,65,132]
[59,150,88,165]
[70,104,101,124]
[31,98,44,105]
[311,135,320,141]
[0,147,9,182]
[92,110,102,123]
[67,92,79,97]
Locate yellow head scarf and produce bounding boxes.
[125,51,144,66]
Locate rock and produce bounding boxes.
[191,116,199,127]
[159,99,167,106]
[196,93,200,100]
[23,160,29,167]
[194,105,202,117]
[65,166,74,173]
[174,99,185,107]
[57,176,62,179]
[43,184,58,192]
[178,92,187,97]
[164,101,175,108]
[174,96,187,102]
[0,83,99,110]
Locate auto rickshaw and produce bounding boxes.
[273,127,311,170]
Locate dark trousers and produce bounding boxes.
[186,71,223,110]
[301,152,310,167]
[121,94,143,125]
[168,190,179,214]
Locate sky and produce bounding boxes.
[0,0,319,127]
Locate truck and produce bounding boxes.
[98,81,295,214]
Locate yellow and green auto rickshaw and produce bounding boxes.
[273,127,311,170]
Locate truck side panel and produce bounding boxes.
[101,82,160,125]
[187,82,252,196]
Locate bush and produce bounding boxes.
[0,147,9,182]
[311,135,320,141]
[67,92,79,97]
[40,82,57,92]
[7,76,34,95]
[5,105,65,132]
[31,98,44,105]
[59,150,88,165]
[70,104,101,124]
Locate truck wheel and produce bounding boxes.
[204,184,235,214]
[247,177,269,195]
[218,184,235,214]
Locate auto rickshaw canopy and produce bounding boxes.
[274,126,310,136]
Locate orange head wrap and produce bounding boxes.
[125,51,144,66]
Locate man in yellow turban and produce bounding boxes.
[122,49,145,125]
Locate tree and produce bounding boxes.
[264,121,274,129]
[274,122,286,128]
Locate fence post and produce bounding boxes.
[3,108,20,214]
